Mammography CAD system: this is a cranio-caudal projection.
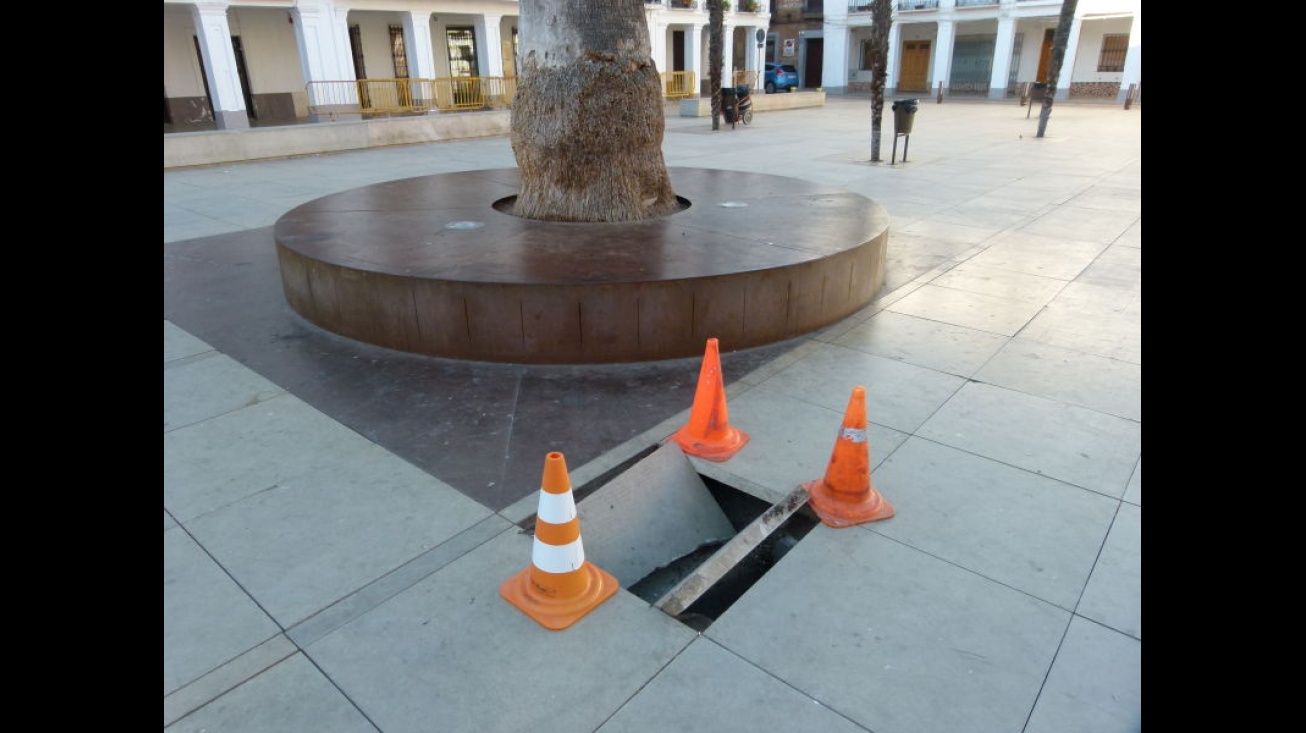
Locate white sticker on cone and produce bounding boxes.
[840,427,868,443]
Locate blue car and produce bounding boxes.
[765,62,798,94]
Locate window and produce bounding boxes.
[1098,34,1128,72]
[389,25,409,78]
[447,26,478,77]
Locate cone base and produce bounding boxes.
[672,426,750,462]
[499,561,619,631]
[802,479,895,529]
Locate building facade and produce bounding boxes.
[162,0,1139,131]
[829,0,1141,102]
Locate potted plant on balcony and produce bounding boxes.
[745,0,759,10]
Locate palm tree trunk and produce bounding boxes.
[868,0,892,162]
[511,0,678,222]
[709,0,724,130]
[1036,0,1078,138]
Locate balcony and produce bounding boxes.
[896,0,939,10]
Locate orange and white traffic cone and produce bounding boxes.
[802,385,895,528]
[500,451,619,630]
[672,337,749,462]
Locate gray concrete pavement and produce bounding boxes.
[165,95,1141,732]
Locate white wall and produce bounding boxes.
[163,6,205,97]
[230,7,306,93]
[1067,16,1133,84]
[350,13,405,78]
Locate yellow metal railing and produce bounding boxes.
[310,73,704,113]
[661,71,697,99]
[306,77,517,117]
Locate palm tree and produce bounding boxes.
[709,0,725,130]
[868,0,893,162]
[1036,0,1079,138]
[510,0,679,222]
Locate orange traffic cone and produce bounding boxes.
[672,337,749,462]
[500,451,619,630]
[802,385,895,528]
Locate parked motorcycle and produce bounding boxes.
[721,84,754,129]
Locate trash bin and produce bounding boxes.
[892,98,919,134]
[720,87,738,124]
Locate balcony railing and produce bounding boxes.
[661,71,698,99]
[956,0,999,7]
[896,0,939,10]
[306,77,518,116]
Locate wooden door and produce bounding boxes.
[1035,28,1054,82]
[804,38,823,89]
[898,40,930,91]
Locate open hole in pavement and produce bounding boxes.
[628,475,818,632]
[519,443,819,633]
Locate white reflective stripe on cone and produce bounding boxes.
[536,490,577,525]
[532,536,585,574]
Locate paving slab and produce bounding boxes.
[871,437,1119,610]
[754,342,968,434]
[164,395,382,522]
[577,442,736,588]
[884,281,1053,336]
[163,527,281,696]
[304,528,696,733]
[1123,458,1141,506]
[916,381,1141,498]
[164,320,213,362]
[962,228,1110,281]
[166,653,375,733]
[1015,282,1142,365]
[1076,502,1142,639]
[1019,203,1141,245]
[831,309,1010,378]
[973,339,1142,421]
[596,638,867,733]
[1024,616,1141,733]
[184,442,492,627]
[706,527,1068,733]
[163,351,287,432]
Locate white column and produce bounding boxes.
[1053,15,1083,101]
[1119,8,1141,104]
[686,24,702,96]
[931,19,954,96]
[723,23,735,85]
[987,14,1016,100]
[403,12,437,80]
[886,21,901,96]
[821,14,848,93]
[190,1,248,129]
[649,20,668,73]
[292,1,341,82]
[292,0,358,119]
[477,14,505,77]
[330,5,353,79]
